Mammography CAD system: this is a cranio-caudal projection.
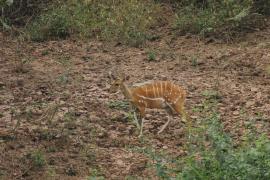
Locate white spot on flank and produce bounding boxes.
[173,95,181,104]
[169,84,173,95]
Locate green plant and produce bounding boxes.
[191,55,198,66]
[0,0,13,30]
[147,51,156,61]
[56,71,70,85]
[108,100,130,110]
[129,146,173,178]
[202,90,222,101]
[30,150,46,168]
[176,107,270,180]
[63,111,77,130]
[46,166,56,178]
[87,168,105,180]
[28,6,71,41]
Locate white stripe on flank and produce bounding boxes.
[160,82,163,96]
[152,84,156,98]
[137,94,165,102]
[156,83,160,97]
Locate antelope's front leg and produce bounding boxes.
[138,118,144,138]
[133,111,140,129]
[137,106,145,138]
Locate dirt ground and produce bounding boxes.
[1,21,270,179]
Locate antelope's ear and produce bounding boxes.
[108,71,117,81]
[118,72,126,81]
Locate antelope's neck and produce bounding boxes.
[120,82,133,100]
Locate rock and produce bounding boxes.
[251,87,258,92]
[246,101,255,108]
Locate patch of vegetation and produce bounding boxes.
[87,168,105,180]
[28,6,71,41]
[1,0,52,28]
[134,96,270,179]
[178,114,270,180]
[108,100,130,110]
[190,55,198,66]
[27,0,161,46]
[253,0,270,15]
[56,71,70,85]
[129,146,172,178]
[202,90,222,101]
[174,0,267,40]
[63,111,77,130]
[147,50,157,61]
[30,150,47,168]
[46,166,56,178]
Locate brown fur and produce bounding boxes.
[110,78,187,136]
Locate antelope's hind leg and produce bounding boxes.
[158,115,171,134]
[158,104,174,134]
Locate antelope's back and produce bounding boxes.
[132,81,186,108]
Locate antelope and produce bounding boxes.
[109,74,188,137]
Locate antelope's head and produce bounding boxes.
[109,71,126,93]
[109,77,124,93]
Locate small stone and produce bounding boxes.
[162,145,168,149]
[250,87,258,92]
[246,101,255,108]
[233,111,240,115]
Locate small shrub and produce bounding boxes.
[30,150,46,168]
[191,55,198,66]
[202,90,222,100]
[253,0,270,15]
[28,7,71,41]
[108,100,130,110]
[147,51,157,61]
[87,168,105,180]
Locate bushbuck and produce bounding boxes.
[109,74,187,137]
